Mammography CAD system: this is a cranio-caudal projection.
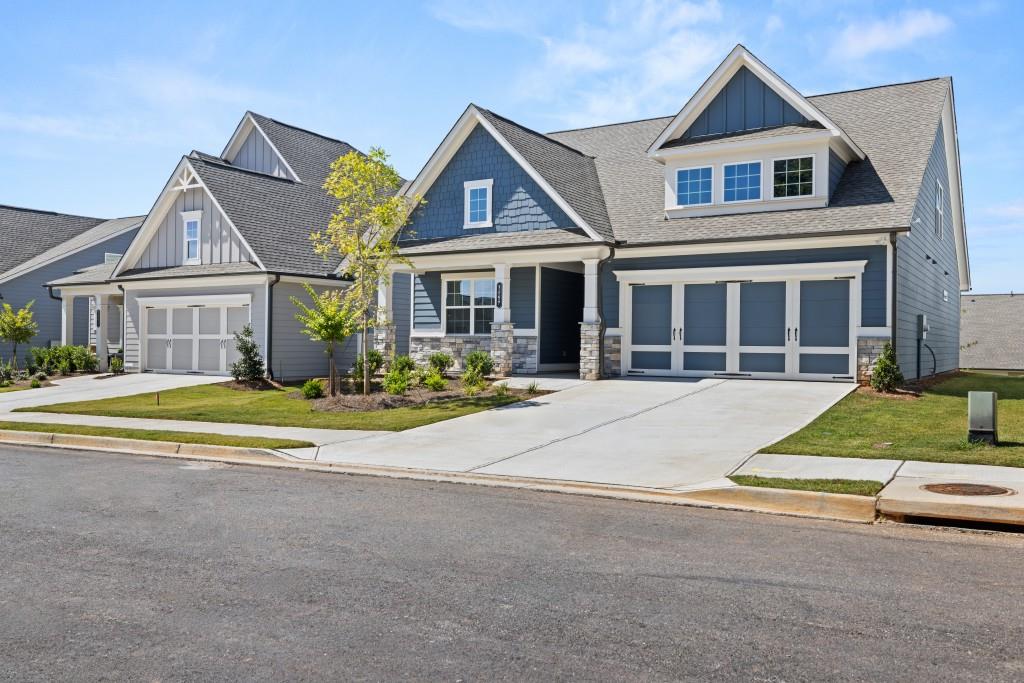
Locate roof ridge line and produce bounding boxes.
[189,151,298,183]
[248,111,357,149]
[807,76,948,99]
[478,107,595,159]
[546,114,675,136]
[0,204,104,221]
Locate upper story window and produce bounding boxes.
[723,162,761,202]
[181,210,202,265]
[464,179,493,229]
[445,277,495,335]
[772,156,814,199]
[676,166,712,206]
[934,180,944,239]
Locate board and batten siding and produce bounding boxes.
[122,283,266,372]
[133,186,251,269]
[601,245,888,329]
[0,229,138,360]
[510,266,536,328]
[391,273,411,356]
[229,127,292,179]
[271,281,358,381]
[681,66,807,140]
[895,121,960,379]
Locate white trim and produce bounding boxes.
[220,112,301,183]
[52,283,121,296]
[721,159,764,204]
[120,274,271,290]
[769,154,816,201]
[393,244,611,271]
[671,165,714,208]
[512,328,538,337]
[857,326,891,337]
[614,233,892,258]
[181,210,202,265]
[647,45,866,160]
[650,129,832,160]
[136,294,253,307]
[401,105,605,242]
[614,260,868,284]
[463,178,494,229]
[940,84,970,290]
[276,275,350,287]
[934,178,945,240]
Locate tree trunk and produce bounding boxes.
[362,311,370,395]
[12,344,17,372]
[328,340,336,397]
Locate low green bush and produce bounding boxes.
[29,345,98,375]
[34,371,47,381]
[0,361,13,382]
[428,352,454,376]
[301,379,325,400]
[870,341,904,393]
[461,366,486,393]
[494,382,510,398]
[423,368,448,392]
[464,350,494,377]
[391,354,416,374]
[382,367,410,395]
[110,357,124,375]
[352,349,384,382]
[29,378,41,389]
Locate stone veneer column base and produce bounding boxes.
[512,335,538,374]
[579,322,602,380]
[857,336,889,385]
[374,323,396,366]
[603,334,622,377]
[490,323,514,377]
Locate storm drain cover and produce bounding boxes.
[921,483,1014,496]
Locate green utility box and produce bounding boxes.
[968,391,998,445]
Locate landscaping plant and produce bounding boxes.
[0,361,13,383]
[230,324,265,382]
[460,366,486,393]
[29,378,41,389]
[391,354,416,374]
[0,301,38,370]
[291,283,358,397]
[463,350,494,377]
[352,349,384,383]
[423,368,448,392]
[428,352,454,377]
[494,382,510,398]
[110,357,124,375]
[870,341,904,393]
[301,378,325,400]
[526,380,540,395]
[382,366,410,395]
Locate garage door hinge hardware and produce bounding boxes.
[834,276,856,280]
[628,283,646,287]
[833,375,854,379]
[715,279,752,284]
[714,372,752,377]
[187,304,204,308]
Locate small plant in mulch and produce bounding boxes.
[352,350,384,383]
[422,368,448,392]
[230,324,266,383]
[428,352,454,377]
[869,341,904,393]
[301,378,325,399]
[382,367,411,396]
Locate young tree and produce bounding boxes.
[291,282,358,396]
[314,147,419,395]
[230,323,265,382]
[0,300,38,370]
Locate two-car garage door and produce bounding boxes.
[143,301,250,375]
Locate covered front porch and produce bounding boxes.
[55,284,124,372]
[386,245,612,380]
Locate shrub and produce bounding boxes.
[870,341,904,393]
[34,371,47,381]
[423,368,448,392]
[70,345,98,372]
[30,347,50,373]
[382,367,410,395]
[461,366,486,393]
[391,354,416,374]
[301,378,325,400]
[110,357,124,375]
[409,367,427,388]
[0,361,12,382]
[352,349,384,382]
[463,350,494,377]
[494,382,510,398]
[57,359,72,376]
[526,380,540,395]
[428,351,454,376]
[0,380,8,388]
[230,324,265,381]
[29,378,41,389]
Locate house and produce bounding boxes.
[960,294,1024,373]
[0,205,143,363]
[381,45,969,384]
[47,112,363,379]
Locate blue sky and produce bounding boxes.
[0,0,1019,292]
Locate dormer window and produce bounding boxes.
[676,166,712,206]
[772,156,814,198]
[723,162,761,202]
[464,179,493,229]
[181,210,202,265]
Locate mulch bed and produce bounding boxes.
[302,382,520,412]
[220,378,280,391]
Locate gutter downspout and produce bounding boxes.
[596,245,616,379]
[266,274,281,380]
[117,285,126,364]
[889,231,898,356]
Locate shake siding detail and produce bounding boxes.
[895,121,960,379]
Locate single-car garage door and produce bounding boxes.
[143,301,250,375]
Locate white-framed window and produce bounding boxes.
[181,210,202,265]
[443,275,495,335]
[934,180,944,239]
[676,166,713,206]
[771,156,814,199]
[463,179,493,229]
[723,161,762,202]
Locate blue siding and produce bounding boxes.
[392,273,411,355]
[602,246,887,328]
[829,149,846,198]
[412,273,442,331]
[895,122,960,379]
[509,266,536,328]
[401,124,574,241]
[539,267,583,364]
[682,66,807,140]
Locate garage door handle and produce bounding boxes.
[795,327,799,342]
[673,328,676,341]
[787,327,791,341]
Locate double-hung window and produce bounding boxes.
[445,277,495,335]
[181,210,202,265]
[464,179,494,228]
[772,156,814,198]
[934,180,944,239]
[723,162,761,202]
[676,166,712,206]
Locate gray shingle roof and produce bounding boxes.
[1,215,144,284]
[0,205,107,275]
[47,261,118,286]
[960,294,1024,370]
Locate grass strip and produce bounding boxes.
[0,421,313,450]
[729,475,884,497]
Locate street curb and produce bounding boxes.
[0,429,878,524]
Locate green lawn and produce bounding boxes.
[764,373,1024,467]
[0,421,312,450]
[18,383,524,431]
[729,475,884,497]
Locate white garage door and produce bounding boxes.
[144,303,250,375]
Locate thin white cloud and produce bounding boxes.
[984,201,1024,219]
[763,15,783,35]
[831,9,953,60]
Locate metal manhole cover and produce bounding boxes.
[921,483,1015,497]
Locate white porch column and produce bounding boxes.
[493,263,510,323]
[60,295,75,346]
[94,294,109,371]
[376,275,391,323]
[582,258,600,324]
[374,274,396,361]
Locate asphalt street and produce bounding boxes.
[3,445,1024,681]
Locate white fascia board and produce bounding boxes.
[941,84,970,291]
[650,129,833,160]
[119,274,272,291]
[393,244,611,271]
[401,105,605,243]
[135,293,253,307]
[220,112,301,182]
[0,218,143,285]
[613,260,868,284]
[51,283,122,296]
[276,274,350,287]
[647,45,866,161]
[614,233,892,258]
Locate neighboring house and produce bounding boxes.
[960,294,1024,372]
[48,112,363,379]
[0,205,142,362]
[382,44,969,383]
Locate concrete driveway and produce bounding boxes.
[307,378,854,489]
[0,373,224,413]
